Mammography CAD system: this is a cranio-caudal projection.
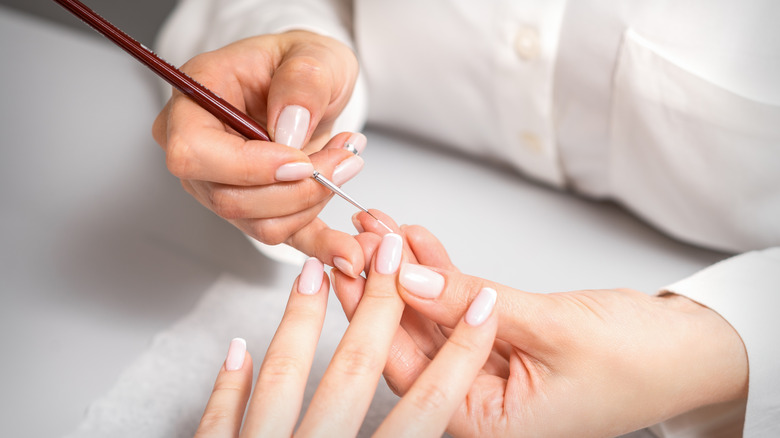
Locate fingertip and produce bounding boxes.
[274,104,311,149]
[351,212,365,233]
[342,132,367,155]
[332,256,358,279]
[404,225,455,270]
[374,233,404,275]
[298,257,325,295]
[355,209,399,235]
[398,263,445,299]
[464,287,497,327]
[225,337,248,371]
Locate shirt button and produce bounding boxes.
[520,131,544,154]
[514,26,540,60]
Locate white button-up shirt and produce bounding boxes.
[157,1,780,435]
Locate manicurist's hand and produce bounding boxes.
[335,212,749,438]
[195,234,498,437]
[152,31,366,277]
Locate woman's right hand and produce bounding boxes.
[152,31,366,277]
[194,235,498,437]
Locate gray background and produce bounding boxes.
[1,0,177,45]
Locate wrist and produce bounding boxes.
[658,293,748,407]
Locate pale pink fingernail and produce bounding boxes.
[276,162,314,181]
[351,212,365,233]
[333,256,356,278]
[276,105,310,149]
[399,263,445,299]
[225,338,247,371]
[465,287,497,326]
[298,257,324,295]
[343,133,367,155]
[376,233,403,274]
[332,155,365,186]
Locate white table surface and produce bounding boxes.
[0,6,728,437]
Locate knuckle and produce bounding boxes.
[257,354,306,386]
[446,335,482,356]
[208,187,246,219]
[151,112,167,146]
[211,379,246,395]
[165,136,193,178]
[453,276,488,306]
[408,382,449,412]
[333,345,382,377]
[198,408,231,433]
[284,56,328,86]
[250,220,289,246]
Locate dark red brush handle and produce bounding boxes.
[52,0,271,142]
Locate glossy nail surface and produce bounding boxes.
[465,287,497,326]
[225,338,247,371]
[399,264,445,299]
[276,105,310,149]
[275,162,314,181]
[376,233,403,275]
[332,256,355,277]
[343,132,367,155]
[298,257,324,295]
[332,155,364,186]
[351,212,365,233]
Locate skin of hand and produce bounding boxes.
[193,239,498,437]
[332,211,749,438]
[152,31,366,277]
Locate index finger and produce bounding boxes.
[241,258,330,437]
[164,91,314,185]
[297,233,406,437]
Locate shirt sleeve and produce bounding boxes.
[153,0,367,134]
[657,247,780,437]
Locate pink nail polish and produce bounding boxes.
[399,264,445,299]
[276,105,310,149]
[465,287,497,326]
[332,155,364,186]
[225,338,247,371]
[376,233,403,274]
[351,212,365,233]
[343,132,368,155]
[332,256,355,277]
[276,162,314,181]
[298,257,324,295]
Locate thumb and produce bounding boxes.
[267,33,358,151]
[397,264,555,352]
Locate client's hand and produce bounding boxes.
[334,212,749,438]
[152,31,365,277]
[194,234,498,437]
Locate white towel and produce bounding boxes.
[67,274,398,437]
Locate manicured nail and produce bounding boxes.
[298,257,324,295]
[351,212,365,233]
[376,233,403,274]
[332,155,364,186]
[465,287,497,326]
[225,338,247,371]
[329,268,338,291]
[276,105,310,149]
[332,256,356,278]
[343,132,367,155]
[275,162,314,181]
[399,264,445,299]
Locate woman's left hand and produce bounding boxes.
[194,233,498,437]
[332,211,749,438]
